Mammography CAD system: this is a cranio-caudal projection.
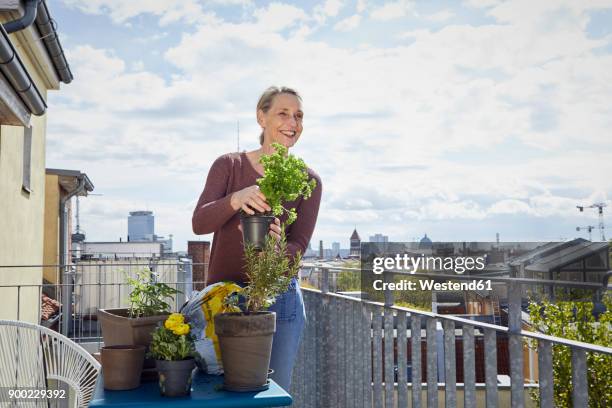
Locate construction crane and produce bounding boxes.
[576,203,607,241]
[576,225,595,241]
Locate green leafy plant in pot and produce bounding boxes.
[97,270,180,374]
[240,142,317,250]
[149,313,196,397]
[214,233,301,392]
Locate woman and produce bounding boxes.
[192,86,322,392]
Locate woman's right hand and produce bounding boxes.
[230,185,271,215]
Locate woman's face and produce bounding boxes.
[258,93,303,149]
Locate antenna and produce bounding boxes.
[71,196,85,243]
[75,196,81,233]
[237,120,240,152]
[576,202,607,241]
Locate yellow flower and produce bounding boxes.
[168,313,184,323]
[164,313,184,329]
[172,323,190,336]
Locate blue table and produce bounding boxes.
[90,370,292,407]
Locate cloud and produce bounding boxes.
[370,0,414,21]
[334,14,362,31]
[253,3,308,32]
[488,199,532,215]
[316,0,345,18]
[463,0,502,8]
[356,0,368,13]
[209,0,253,5]
[61,0,209,25]
[426,9,454,22]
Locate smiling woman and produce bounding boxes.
[191,86,322,392]
[256,87,304,147]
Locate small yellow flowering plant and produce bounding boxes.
[148,313,196,361]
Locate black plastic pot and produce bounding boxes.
[240,212,275,250]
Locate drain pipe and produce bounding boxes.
[2,0,73,85]
[0,25,46,115]
[35,0,73,84]
[59,176,89,336]
[3,0,40,34]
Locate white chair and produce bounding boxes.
[0,319,101,407]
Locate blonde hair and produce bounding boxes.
[256,86,302,145]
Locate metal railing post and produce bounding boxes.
[571,348,588,407]
[321,267,329,294]
[61,264,73,336]
[383,270,393,307]
[508,280,525,407]
[537,340,554,408]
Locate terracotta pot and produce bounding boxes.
[98,308,168,371]
[156,358,196,397]
[240,212,275,250]
[101,345,145,390]
[214,312,276,392]
[98,308,167,347]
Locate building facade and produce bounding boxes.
[188,241,210,290]
[0,0,73,322]
[43,169,94,284]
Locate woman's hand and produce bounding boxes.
[230,185,271,215]
[269,217,282,242]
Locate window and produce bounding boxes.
[22,126,32,193]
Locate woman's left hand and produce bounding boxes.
[269,218,282,242]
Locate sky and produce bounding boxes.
[44,0,612,252]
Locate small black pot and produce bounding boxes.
[240,212,275,250]
[156,358,195,397]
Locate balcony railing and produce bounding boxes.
[0,260,202,342]
[1,262,611,407]
[290,265,612,408]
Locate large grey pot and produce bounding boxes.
[214,311,276,392]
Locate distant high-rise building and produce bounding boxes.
[369,233,388,243]
[319,240,324,258]
[332,242,340,257]
[128,211,154,241]
[350,228,361,257]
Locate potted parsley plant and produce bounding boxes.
[240,142,316,249]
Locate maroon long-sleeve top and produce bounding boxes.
[192,152,322,285]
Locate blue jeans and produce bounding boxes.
[267,277,306,393]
